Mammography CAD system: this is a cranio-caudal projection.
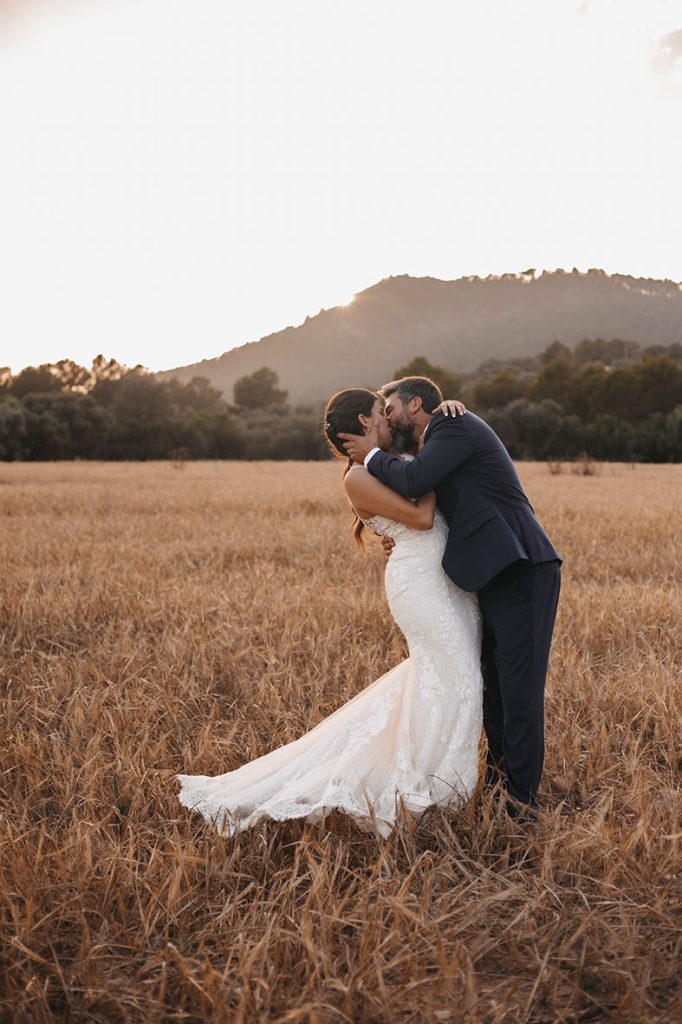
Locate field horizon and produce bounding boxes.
[1,460,679,1022]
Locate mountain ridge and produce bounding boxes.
[156,270,682,405]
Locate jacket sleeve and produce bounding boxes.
[366,416,476,498]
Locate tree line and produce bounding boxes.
[1,338,681,461]
[0,359,325,462]
[395,340,682,462]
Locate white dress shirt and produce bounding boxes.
[363,446,381,468]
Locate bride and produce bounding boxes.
[177,388,483,838]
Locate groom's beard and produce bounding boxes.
[391,420,416,454]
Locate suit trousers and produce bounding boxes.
[477,558,561,814]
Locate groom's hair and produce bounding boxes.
[380,376,443,413]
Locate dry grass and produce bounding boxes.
[0,460,680,1023]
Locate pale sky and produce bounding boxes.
[1,0,681,374]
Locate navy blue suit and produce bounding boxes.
[367,412,561,812]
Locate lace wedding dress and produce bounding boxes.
[177,506,483,839]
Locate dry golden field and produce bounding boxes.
[0,460,680,1023]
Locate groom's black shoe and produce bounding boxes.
[484,762,506,791]
[505,797,540,845]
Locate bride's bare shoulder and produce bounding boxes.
[343,465,370,490]
[345,467,378,508]
[343,466,375,520]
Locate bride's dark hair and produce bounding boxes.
[323,387,379,546]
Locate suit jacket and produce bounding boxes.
[367,412,560,592]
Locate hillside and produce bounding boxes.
[157,270,682,405]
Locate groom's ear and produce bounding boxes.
[408,396,423,414]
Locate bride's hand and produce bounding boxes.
[380,535,395,560]
[436,399,467,417]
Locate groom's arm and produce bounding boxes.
[367,416,476,499]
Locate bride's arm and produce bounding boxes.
[344,468,435,530]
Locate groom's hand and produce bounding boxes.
[339,427,377,463]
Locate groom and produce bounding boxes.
[340,375,561,821]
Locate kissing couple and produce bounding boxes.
[178,375,561,837]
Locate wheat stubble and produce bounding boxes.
[0,461,679,1022]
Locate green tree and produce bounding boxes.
[567,355,682,424]
[9,359,96,397]
[22,393,113,459]
[471,370,526,410]
[107,418,178,460]
[10,365,63,398]
[661,405,682,460]
[573,338,640,367]
[488,399,583,459]
[23,399,71,459]
[643,342,682,363]
[538,340,572,365]
[0,396,27,460]
[184,411,246,459]
[607,357,682,423]
[581,415,637,461]
[89,373,176,458]
[91,354,138,385]
[233,367,288,410]
[633,413,668,462]
[91,372,172,421]
[527,357,577,409]
[631,408,682,462]
[391,356,464,399]
[51,358,92,392]
[266,408,327,460]
[569,363,608,422]
[167,376,226,416]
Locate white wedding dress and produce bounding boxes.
[177,505,483,839]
